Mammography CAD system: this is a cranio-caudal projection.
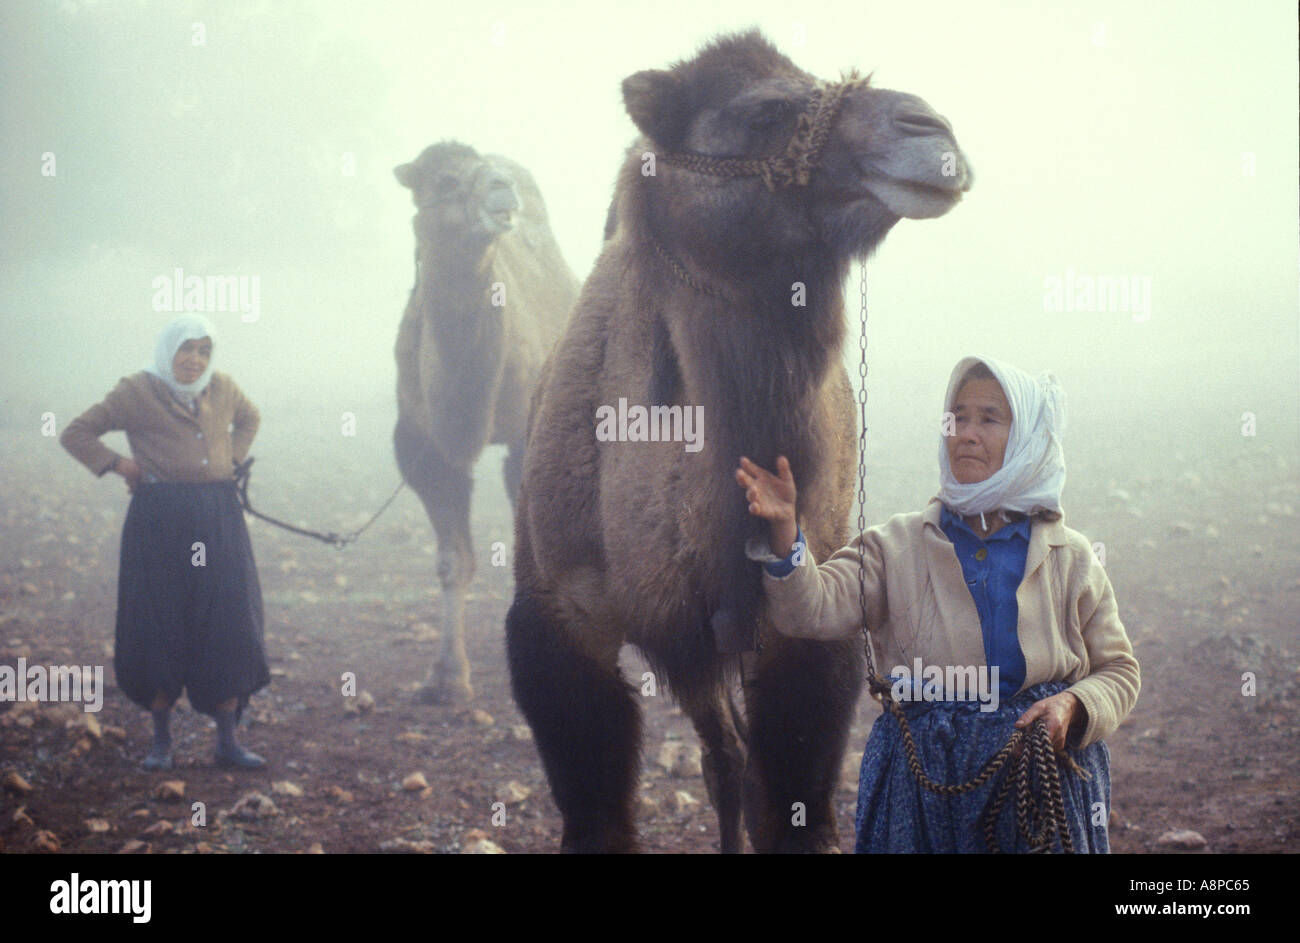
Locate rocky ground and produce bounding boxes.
[1,420,1297,855]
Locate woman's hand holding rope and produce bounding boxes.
[1015,690,1085,753]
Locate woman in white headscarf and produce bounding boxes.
[61,314,271,770]
[735,355,1139,852]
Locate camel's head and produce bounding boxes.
[622,29,973,270]
[395,141,524,245]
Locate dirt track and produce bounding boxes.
[2,421,1297,854]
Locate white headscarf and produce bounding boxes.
[936,354,1066,525]
[142,314,217,409]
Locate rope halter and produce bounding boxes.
[656,73,871,191]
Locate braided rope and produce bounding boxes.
[651,237,725,297]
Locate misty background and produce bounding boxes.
[3,0,1296,530]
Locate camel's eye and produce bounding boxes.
[746,99,794,132]
[419,174,463,209]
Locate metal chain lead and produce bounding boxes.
[856,257,881,697]
[853,256,1077,853]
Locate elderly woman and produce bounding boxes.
[736,355,1139,853]
[61,314,270,770]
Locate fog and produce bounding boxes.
[3,0,1296,521]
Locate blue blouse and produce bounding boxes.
[762,506,1030,698]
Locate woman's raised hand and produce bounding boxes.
[736,455,798,558]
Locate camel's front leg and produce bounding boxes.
[741,631,863,852]
[394,415,476,705]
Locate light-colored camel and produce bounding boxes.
[394,141,578,704]
[506,30,972,851]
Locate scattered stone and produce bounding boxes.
[82,713,103,739]
[324,786,354,803]
[69,736,93,758]
[194,842,214,854]
[32,830,61,853]
[668,790,700,814]
[84,818,112,833]
[230,791,280,820]
[638,794,660,816]
[655,741,682,772]
[13,807,35,827]
[304,842,324,854]
[396,731,428,743]
[409,622,438,641]
[104,725,127,741]
[1156,829,1208,851]
[672,744,703,778]
[272,780,304,798]
[510,724,533,742]
[130,808,152,818]
[469,709,494,727]
[402,772,429,792]
[2,771,33,795]
[495,781,530,805]
[379,837,436,854]
[343,690,376,715]
[118,840,152,854]
[154,780,185,802]
[461,828,506,854]
[143,820,174,837]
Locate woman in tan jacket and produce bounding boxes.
[736,355,1139,852]
[61,314,270,770]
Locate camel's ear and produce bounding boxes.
[394,162,416,189]
[623,69,689,147]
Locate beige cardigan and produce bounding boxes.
[748,498,1139,748]
[61,371,259,485]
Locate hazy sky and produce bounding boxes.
[2,0,1296,494]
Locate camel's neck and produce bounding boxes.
[411,240,503,346]
[657,246,849,475]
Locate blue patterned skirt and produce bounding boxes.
[854,680,1111,853]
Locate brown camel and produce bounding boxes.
[394,141,578,704]
[505,30,972,852]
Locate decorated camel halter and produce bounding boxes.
[648,74,871,297]
[656,73,871,191]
